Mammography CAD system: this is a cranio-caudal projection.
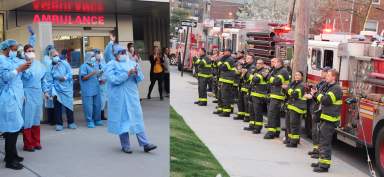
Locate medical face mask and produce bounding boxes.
[9,49,16,58]
[21,53,25,59]
[96,54,101,60]
[53,57,60,63]
[91,57,96,63]
[119,55,128,62]
[130,47,134,52]
[25,52,35,60]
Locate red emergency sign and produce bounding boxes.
[33,14,104,25]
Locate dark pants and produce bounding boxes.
[207,78,212,91]
[217,82,222,111]
[312,110,322,153]
[318,120,336,169]
[218,82,232,113]
[47,108,55,124]
[285,110,302,144]
[4,131,20,164]
[249,96,264,130]
[198,77,209,103]
[164,73,170,94]
[237,90,246,117]
[54,100,74,126]
[148,72,164,98]
[212,78,218,100]
[266,98,282,136]
[230,85,238,110]
[243,91,250,118]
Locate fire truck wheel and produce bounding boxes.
[170,54,177,65]
[375,127,384,176]
[304,111,312,139]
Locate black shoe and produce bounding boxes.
[230,109,233,114]
[198,102,207,106]
[243,117,250,122]
[207,89,212,92]
[311,154,320,159]
[263,134,274,139]
[35,146,42,150]
[244,126,255,131]
[252,129,261,134]
[144,144,157,152]
[147,95,151,100]
[212,100,218,103]
[286,143,297,148]
[49,122,56,126]
[160,97,164,101]
[233,116,244,120]
[313,167,328,173]
[101,110,108,120]
[274,134,280,138]
[5,161,24,170]
[194,101,200,104]
[264,124,269,128]
[3,157,23,162]
[219,112,230,117]
[281,127,286,131]
[215,106,218,109]
[213,110,222,114]
[311,163,319,167]
[308,150,318,155]
[283,139,290,144]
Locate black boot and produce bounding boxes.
[233,116,244,120]
[311,163,319,167]
[286,143,297,148]
[244,126,255,131]
[252,129,261,134]
[308,150,318,155]
[311,154,320,159]
[215,106,218,109]
[194,101,200,104]
[219,112,230,117]
[283,139,290,144]
[230,109,233,114]
[198,102,207,106]
[212,100,218,103]
[313,167,328,173]
[243,116,250,122]
[263,134,274,139]
[213,110,222,114]
[101,110,107,120]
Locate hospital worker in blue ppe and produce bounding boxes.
[0,39,31,170]
[106,44,157,154]
[21,44,49,152]
[94,48,108,120]
[79,51,103,128]
[46,50,76,131]
[14,26,36,63]
[104,33,116,63]
[42,44,57,125]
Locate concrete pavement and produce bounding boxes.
[170,66,368,177]
[0,99,169,177]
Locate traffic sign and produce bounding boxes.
[180,20,197,27]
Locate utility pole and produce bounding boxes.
[287,0,296,29]
[292,0,309,81]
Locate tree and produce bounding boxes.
[170,8,191,37]
[330,0,374,31]
[236,0,331,33]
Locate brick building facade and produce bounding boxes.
[317,0,384,35]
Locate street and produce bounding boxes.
[172,65,379,177]
[0,99,170,177]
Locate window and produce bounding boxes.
[195,4,199,8]
[171,7,173,11]
[311,48,322,70]
[323,50,334,68]
[373,0,380,4]
[188,3,191,7]
[195,10,199,15]
[365,21,378,32]
[178,1,181,7]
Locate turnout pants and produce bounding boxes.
[218,82,232,113]
[230,85,238,110]
[198,77,209,103]
[266,98,282,136]
[212,78,218,101]
[248,96,264,130]
[23,125,41,150]
[318,120,336,169]
[237,90,246,117]
[312,110,322,153]
[244,92,250,118]
[4,131,20,164]
[285,110,302,145]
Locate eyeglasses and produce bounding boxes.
[26,50,35,53]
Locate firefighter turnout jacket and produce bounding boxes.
[193,54,212,78]
[313,82,343,123]
[286,80,307,114]
[266,66,290,100]
[217,55,235,84]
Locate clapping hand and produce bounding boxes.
[304,93,313,99]
[282,82,288,89]
[59,77,66,82]
[241,68,247,75]
[134,64,139,75]
[44,92,50,100]
[92,70,98,75]
[262,71,268,77]
[311,87,318,95]
[127,69,135,76]
[134,50,139,56]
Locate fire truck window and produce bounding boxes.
[311,48,322,70]
[232,34,237,51]
[324,50,333,68]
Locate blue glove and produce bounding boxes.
[28,25,34,36]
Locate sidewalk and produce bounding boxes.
[0,99,170,177]
[170,66,368,177]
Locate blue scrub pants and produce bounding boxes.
[119,132,150,148]
[54,100,74,126]
[81,94,101,123]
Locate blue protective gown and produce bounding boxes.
[0,55,25,133]
[79,63,101,122]
[46,61,74,111]
[42,55,54,108]
[106,60,145,135]
[96,60,107,110]
[104,41,115,64]
[21,60,48,129]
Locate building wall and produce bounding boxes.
[210,0,242,20]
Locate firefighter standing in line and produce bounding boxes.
[262,58,290,139]
[231,51,242,113]
[211,46,219,103]
[233,54,248,120]
[304,69,342,173]
[282,71,307,148]
[238,54,256,123]
[213,51,224,113]
[212,48,235,117]
[243,59,267,133]
[308,66,331,158]
[192,48,212,106]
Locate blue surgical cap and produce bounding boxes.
[49,50,59,59]
[93,48,100,54]
[45,45,55,55]
[113,45,127,55]
[0,39,18,51]
[84,51,94,63]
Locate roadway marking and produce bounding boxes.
[274,137,282,143]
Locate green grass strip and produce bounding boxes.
[170,106,229,177]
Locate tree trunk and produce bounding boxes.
[361,0,374,31]
[287,0,296,29]
[292,0,309,82]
